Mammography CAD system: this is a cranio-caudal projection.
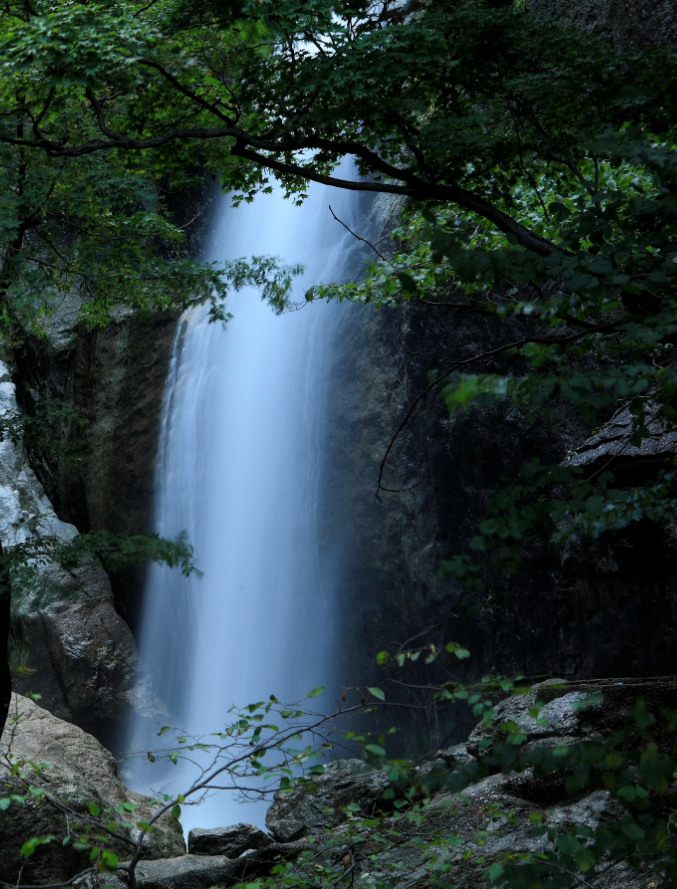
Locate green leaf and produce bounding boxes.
[397,272,418,292]
[20,836,55,858]
[305,687,324,699]
[621,822,645,842]
[367,687,386,701]
[88,802,100,818]
[557,833,581,855]
[365,744,386,757]
[157,726,171,736]
[575,848,596,872]
[100,850,119,871]
[489,863,504,883]
[549,201,571,219]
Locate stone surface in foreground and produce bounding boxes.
[131,855,243,889]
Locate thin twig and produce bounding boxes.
[328,204,387,260]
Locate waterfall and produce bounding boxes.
[124,170,367,833]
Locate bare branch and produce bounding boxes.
[328,204,386,260]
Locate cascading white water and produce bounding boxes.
[124,171,366,833]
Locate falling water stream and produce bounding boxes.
[124,171,366,833]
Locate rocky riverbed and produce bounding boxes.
[1,676,670,889]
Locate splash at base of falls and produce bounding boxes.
[122,172,372,833]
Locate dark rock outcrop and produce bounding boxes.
[467,675,677,756]
[266,759,389,842]
[188,823,273,856]
[566,403,677,486]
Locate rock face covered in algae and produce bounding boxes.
[0,693,185,885]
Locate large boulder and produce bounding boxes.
[0,694,185,885]
[9,556,139,743]
[127,840,310,889]
[129,855,241,889]
[128,842,311,889]
[188,823,273,856]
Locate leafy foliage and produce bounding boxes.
[8,641,677,889]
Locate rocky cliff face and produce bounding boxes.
[8,1,677,761]
[324,295,677,685]
[0,358,143,745]
[320,187,677,749]
[14,297,179,635]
